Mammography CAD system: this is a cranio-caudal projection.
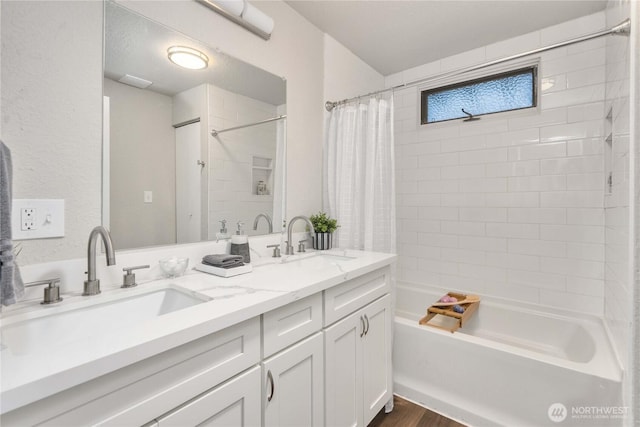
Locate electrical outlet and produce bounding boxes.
[12,199,65,240]
[21,208,37,230]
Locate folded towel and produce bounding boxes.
[205,259,244,269]
[0,141,24,306]
[202,254,245,268]
[195,263,253,278]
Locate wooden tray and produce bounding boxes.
[419,292,480,333]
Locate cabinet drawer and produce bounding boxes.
[11,318,261,427]
[324,267,390,326]
[153,366,261,426]
[263,292,322,357]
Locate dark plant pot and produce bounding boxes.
[313,232,333,250]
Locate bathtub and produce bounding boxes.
[393,283,624,427]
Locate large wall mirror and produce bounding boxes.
[104,1,286,250]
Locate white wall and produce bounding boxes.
[1,1,103,264]
[104,78,177,250]
[389,12,609,315]
[323,34,385,104]
[0,0,325,265]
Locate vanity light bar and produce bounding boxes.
[196,0,272,41]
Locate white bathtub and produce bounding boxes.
[393,283,624,427]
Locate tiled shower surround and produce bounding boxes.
[604,0,634,418]
[207,84,284,239]
[389,12,612,316]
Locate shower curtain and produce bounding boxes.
[323,95,396,253]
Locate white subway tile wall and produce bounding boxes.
[389,12,612,315]
[603,0,633,402]
[208,84,282,238]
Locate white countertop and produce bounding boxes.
[0,249,395,413]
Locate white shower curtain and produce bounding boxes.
[323,95,396,253]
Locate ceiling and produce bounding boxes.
[285,0,608,76]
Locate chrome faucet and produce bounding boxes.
[286,216,314,255]
[253,213,273,234]
[83,226,116,296]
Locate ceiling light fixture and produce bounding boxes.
[167,46,209,70]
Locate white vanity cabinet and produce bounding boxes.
[1,317,262,427]
[151,366,261,427]
[261,293,325,427]
[324,268,393,427]
[262,293,323,358]
[1,255,395,427]
[262,333,325,427]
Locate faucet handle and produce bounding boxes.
[297,240,306,253]
[284,240,295,255]
[266,244,281,258]
[25,278,63,305]
[122,265,150,288]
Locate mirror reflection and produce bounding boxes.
[104,2,286,250]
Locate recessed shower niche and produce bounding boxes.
[252,156,273,196]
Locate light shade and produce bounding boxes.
[167,46,209,70]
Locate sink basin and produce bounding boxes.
[313,254,357,262]
[289,253,357,269]
[1,287,209,356]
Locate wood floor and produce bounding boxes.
[368,396,466,427]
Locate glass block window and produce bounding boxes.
[421,67,537,124]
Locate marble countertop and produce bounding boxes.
[0,249,395,413]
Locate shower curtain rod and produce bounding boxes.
[211,114,287,137]
[325,18,631,112]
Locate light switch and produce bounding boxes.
[12,199,65,240]
[144,191,153,203]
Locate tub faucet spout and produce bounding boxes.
[83,226,116,296]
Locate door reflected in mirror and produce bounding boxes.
[103,1,286,250]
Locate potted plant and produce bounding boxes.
[309,211,339,250]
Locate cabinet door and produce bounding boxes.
[156,366,261,427]
[263,333,324,427]
[361,294,393,426]
[324,310,364,427]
